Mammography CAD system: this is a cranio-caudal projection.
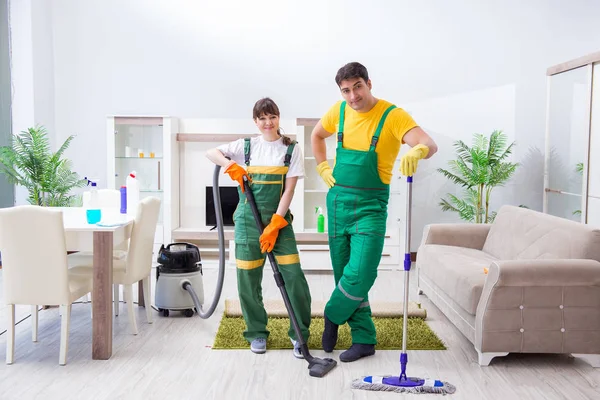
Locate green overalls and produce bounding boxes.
[233,138,312,343]
[324,101,396,345]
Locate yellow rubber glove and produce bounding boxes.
[259,214,289,253]
[316,161,336,188]
[400,144,430,176]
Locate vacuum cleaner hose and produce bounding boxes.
[182,281,203,314]
[191,165,227,318]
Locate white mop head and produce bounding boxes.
[352,376,457,395]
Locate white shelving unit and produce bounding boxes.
[106,116,180,258]
[167,120,407,271]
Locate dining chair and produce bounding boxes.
[0,205,94,365]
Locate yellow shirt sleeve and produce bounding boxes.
[320,101,343,133]
[388,108,419,143]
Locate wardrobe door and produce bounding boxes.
[545,65,592,222]
[586,62,600,226]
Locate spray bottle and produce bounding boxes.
[315,206,325,233]
[84,177,102,224]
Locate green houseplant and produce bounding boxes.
[0,125,87,206]
[438,130,519,223]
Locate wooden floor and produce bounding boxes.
[1,264,599,400]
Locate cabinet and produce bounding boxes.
[544,51,600,225]
[106,116,180,258]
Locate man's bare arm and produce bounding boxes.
[402,126,438,159]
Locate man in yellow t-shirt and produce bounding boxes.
[311,62,438,362]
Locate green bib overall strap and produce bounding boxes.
[369,105,396,151]
[284,140,296,167]
[337,101,346,149]
[281,140,296,193]
[244,138,251,166]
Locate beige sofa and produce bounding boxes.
[416,205,600,367]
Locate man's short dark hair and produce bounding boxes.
[335,62,369,86]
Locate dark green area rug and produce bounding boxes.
[212,315,446,350]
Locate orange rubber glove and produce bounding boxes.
[259,214,289,253]
[224,161,250,192]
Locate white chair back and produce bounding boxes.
[125,197,161,282]
[82,189,120,208]
[0,205,70,305]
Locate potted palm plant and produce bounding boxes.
[0,125,87,206]
[438,130,519,223]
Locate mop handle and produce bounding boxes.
[404,176,413,269]
[400,175,413,378]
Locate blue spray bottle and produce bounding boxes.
[85,177,102,224]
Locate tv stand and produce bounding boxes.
[209,225,217,231]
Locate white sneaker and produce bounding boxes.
[290,338,304,359]
[250,338,267,354]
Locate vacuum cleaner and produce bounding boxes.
[154,165,227,319]
[155,242,204,317]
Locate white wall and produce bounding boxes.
[9,0,56,205]
[9,0,600,243]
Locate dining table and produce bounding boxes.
[58,207,134,360]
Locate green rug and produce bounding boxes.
[212,315,446,350]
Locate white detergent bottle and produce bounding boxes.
[126,171,140,216]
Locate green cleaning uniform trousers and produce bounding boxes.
[233,138,312,343]
[324,101,396,345]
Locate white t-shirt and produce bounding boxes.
[217,136,304,179]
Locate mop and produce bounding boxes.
[351,176,456,395]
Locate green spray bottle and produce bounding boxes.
[315,207,325,233]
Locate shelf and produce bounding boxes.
[172,228,236,241]
[116,156,163,160]
[177,133,296,142]
[172,228,327,242]
[296,118,319,126]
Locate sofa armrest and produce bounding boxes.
[475,258,600,355]
[420,223,491,250]
[487,259,600,286]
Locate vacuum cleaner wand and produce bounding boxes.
[241,176,337,378]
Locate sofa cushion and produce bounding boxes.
[482,205,600,261]
[418,244,498,315]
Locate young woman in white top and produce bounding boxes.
[206,98,311,358]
